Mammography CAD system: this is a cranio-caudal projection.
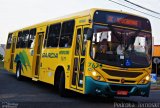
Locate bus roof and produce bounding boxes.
[10,8,147,33]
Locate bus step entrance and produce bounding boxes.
[32,77,39,81]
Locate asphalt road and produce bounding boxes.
[0,69,160,108]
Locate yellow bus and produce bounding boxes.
[4,8,152,97]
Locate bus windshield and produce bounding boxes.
[90,24,152,68]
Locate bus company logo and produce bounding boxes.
[42,53,58,58]
[121,78,125,83]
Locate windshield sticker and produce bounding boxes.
[120,55,124,59]
[125,59,132,66]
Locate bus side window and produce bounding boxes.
[59,20,75,48]
[46,23,61,48]
[75,29,81,55]
[6,33,12,49]
[82,28,88,56]
[23,30,29,48]
[28,28,36,48]
[20,32,25,48]
[16,31,22,48]
[44,26,49,48]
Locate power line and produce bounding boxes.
[108,0,160,20]
[124,0,160,15]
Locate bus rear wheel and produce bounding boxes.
[16,63,22,80]
[59,71,66,97]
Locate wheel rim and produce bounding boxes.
[17,68,20,78]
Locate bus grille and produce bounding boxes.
[102,69,142,78]
[107,79,136,83]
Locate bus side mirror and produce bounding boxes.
[87,29,93,40]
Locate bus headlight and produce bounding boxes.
[90,71,105,81]
[145,75,150,81]
[139,75,150,84]
[92,71,97,76]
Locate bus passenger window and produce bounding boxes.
[6,33,12,49]
[59,20,75,48]
[46,23,61,48]
[75,29,81,55]
[19,31,26,48]
[16,31,23,48]
[82,28,88,56]
[44,26,49,48]
[23,30,29,48]
[28,28,36,48]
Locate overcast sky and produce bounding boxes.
[0,0,160,44]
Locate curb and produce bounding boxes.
[150,88,160,90]
[150,86,160,90]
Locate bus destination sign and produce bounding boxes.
[107,15,141,27]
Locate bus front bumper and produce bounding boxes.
[85,76,151,97]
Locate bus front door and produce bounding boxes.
[32,28,45,80]
[71,25,89,91]
[9,36,16,71]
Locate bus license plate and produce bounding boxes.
[117,90,128,96]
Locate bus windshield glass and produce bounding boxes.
[90,24,152,68]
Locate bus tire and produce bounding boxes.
[59,71,66,97]
[16,63,22,80]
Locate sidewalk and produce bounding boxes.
[150,77,160,90]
